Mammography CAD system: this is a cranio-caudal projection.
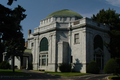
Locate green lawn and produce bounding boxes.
[109,75,120,80]
[38,71,91,77]
[0,69,30,76]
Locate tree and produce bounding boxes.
[5,31,26,72]
[0,42,4,62]
[0,4,12,63]
[7,0,17,5]
[91,8,120,58]
[0,1,26,72]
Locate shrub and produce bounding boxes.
[4,62,10,69]
[0,61,6,69]
[104,58,120,75]
[0,61,10,69]
[86,61,100,74]
[115,58,120,74]
[59,63,71,72]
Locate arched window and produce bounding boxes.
[94,35,104,70]
[94,35,103,50]
[39,37,48,67]
[40,37,48,52]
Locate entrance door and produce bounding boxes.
[94,35,104,70]
[94,48,104,70]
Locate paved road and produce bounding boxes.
[0,70,112,80]
[69,74,111,80]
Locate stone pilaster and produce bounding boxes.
[48,32,57,72]
[49,34,53,63]
[33,36,39,70]
[32,38,36,63]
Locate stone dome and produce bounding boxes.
[46,9,83,18]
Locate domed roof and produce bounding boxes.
[46,9,83,18]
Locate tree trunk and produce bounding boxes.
[11,55,15,73]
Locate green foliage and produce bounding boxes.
[86,61,100,74]
[104,58,120,75]
[91,8,120,27]
[0,61,10,69]
[0,3,26,57]
[59,63,71,72]
[0,1,26,72]
[109,75,120,80]
[91,8,120,58]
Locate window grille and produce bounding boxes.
[74,33,79,44]
[40,37,48,51]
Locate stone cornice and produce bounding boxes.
[30,17,110,37]
[32,27,69,36]
[38,21,56,28]
[32,24,108,36]
[27,37,34,40]
[86,24,109,33]
[72,22,109,33]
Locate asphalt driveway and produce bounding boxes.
[1,70,112,80]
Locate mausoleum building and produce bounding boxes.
[27,9,110,73]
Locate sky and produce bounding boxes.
[0,0,120,41]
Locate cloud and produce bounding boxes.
[106,0,120,7]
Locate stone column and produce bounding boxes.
[33,38,36,63]
[103,34,110,66]
[2,52,7,61]
[32,36,39,70]
[48,32,57,72]
[68,30,72,64]
[26,57,28,69]
[35,36,39,70]
[27,40,30,49]
[86,30,94,62]
[49,34,53,63]
[82,29,87,63]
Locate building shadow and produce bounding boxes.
[72,58,83,72]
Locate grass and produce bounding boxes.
[0,69,30,77]
[38,71,91,77]
[108,75,120,80]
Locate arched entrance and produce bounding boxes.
[94,35,104,70]
[39,37,48,67]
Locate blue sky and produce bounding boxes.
[0,0,120,41]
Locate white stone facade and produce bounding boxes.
[27,11,110,73]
